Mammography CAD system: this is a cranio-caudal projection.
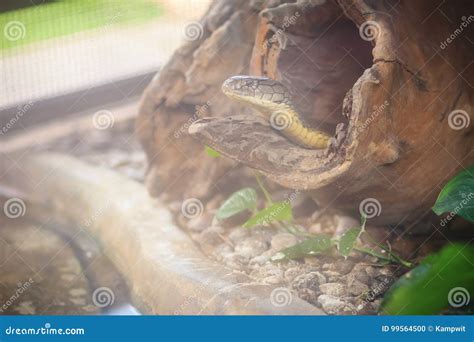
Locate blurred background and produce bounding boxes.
[0,0,211,315]
[0,0,210,134]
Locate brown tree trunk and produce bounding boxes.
[137,0,474,226]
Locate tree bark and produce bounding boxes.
[137,0,474,226]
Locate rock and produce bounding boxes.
[234,238,268,259]
[248,250,274,267]
[222,253,249,271]
[297,288,318,305]
[262,276,285,285]
[187,212,214,232]
[365,266,377,277]
[303,257,321,266]
[319,283,346,297]
[291,272,322,292]
[322,271,341,283]
[318,295,349,314]
[334,215,359,236]
[195,226,225,254]
[211,244,234,261]
[284,267,301,283]
[270,233,298,251]
[347,280,369,296]
[329,259,354,275]
[228,227,250,244]
[308,223,323,235]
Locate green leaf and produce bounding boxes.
[271,234,333,261]
[242,201,293,228]
[381,244,474,315]
[216,188,257,220]
[432,165,474,223]
[338,228,362,257]
[204,145,221,158]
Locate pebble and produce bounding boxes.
[249,250,273,267]
[234,238,269,259]
[228,228,250,244]
[292,272,322,292]
[222,253,248,271]
[319,283,346,297]
[318,295,349,314]
[329,259,354,275]
[334,215,360,236]
[187,212,214,232]
[347,280,369,296]
[270,233,298,251]
[297,288,318,305]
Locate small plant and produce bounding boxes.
[380,165,474,314]
[215,172,411,267]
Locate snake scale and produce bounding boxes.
[222,76,331,149]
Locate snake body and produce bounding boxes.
[222,76,331,149]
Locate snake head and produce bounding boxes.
[221,76,293,114]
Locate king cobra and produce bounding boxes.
[222,76,332,149]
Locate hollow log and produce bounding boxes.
[137,0,474,225]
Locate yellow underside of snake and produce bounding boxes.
[222,76,331,149]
